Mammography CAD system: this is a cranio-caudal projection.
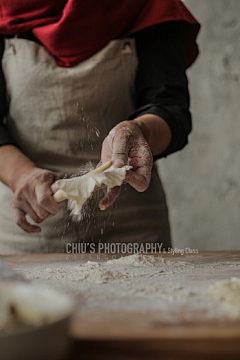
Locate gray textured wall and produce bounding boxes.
[158,0,240,250]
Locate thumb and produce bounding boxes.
[51,182,59,193]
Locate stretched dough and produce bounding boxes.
[56,165,131,215]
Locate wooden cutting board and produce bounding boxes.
[3,251,240,360]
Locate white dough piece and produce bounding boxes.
[205,277,240,319]
[56,165,132,215]
[0,282,74,331]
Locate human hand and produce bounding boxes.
[11,168,63,233]
[100,121,153,210]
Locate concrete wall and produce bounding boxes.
[158,0,240,250]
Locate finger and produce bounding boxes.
[126,140,153,191]
[99,186,121,210]
[111,130,130,168]
[21,201,43,224]
[11,195,48,223]
[11,207,41,233]
[125,169,150,192]
[35,182,63,215]
[51,183,59,193]
[31,201,52,221]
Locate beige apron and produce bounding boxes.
[0,38,171,254]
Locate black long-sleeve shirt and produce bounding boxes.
[0,21,192,159]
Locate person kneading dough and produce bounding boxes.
[0,0,200,254]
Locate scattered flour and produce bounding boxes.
[106,253,165,266]
[20,254,240,323]
[45,262,131,284]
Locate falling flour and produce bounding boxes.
[20,254,240,323]
[56,165,131,215]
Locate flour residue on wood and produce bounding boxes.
[21,254,240,323]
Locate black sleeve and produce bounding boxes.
[0,36,17,147]
[129,21,192,159]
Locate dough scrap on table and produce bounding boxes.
[0,282,73,332]
[205,277,240,319]
[56,165,131,215]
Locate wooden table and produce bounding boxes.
[3,251,240,360]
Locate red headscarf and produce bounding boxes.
[0,0,200,67]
